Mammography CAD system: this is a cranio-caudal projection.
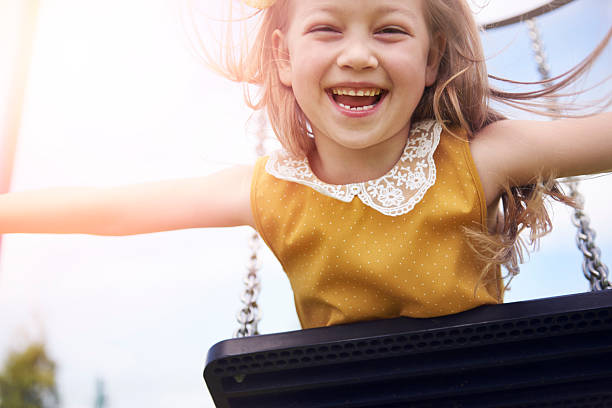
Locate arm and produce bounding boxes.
[0,164,255,235]
[471,112,612,205]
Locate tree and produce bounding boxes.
[0,343,59,408]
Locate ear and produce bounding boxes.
[272,29,292,87]
[425,33,446,86]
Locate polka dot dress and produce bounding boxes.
[251,127,502,329]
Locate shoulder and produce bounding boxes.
[469,113,612,204]
[215,163,255,186]
[469,119,554,195]
[468,120,525,205]
[197,163,256,228]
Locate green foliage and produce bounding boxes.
[0,343,59,408]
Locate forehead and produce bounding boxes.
[286,0,426,22]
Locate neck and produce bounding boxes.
[308,129,409,185]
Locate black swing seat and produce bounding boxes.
[204,290,612,408]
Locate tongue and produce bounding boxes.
[335,95,378,107]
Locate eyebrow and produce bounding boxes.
[305,4,419,22]
[374,6,419,22]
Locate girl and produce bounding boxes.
[1,0,611,330]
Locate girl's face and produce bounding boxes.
[273,0,443,154]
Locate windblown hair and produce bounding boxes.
[188,0,312,156]
[420,0,611,292]
[189,0,611,295]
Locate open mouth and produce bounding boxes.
[328,87,387,112]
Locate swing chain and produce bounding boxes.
[234,231,262,338]
[526,18,610,292]
[234,112,268,338]
[566,180,611,291]
[525,19,551,80]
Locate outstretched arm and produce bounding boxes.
[0,165,255,235]
[471,112,612,205]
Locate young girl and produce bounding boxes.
[1,0,611,330]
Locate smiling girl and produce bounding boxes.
[1,0,611,328]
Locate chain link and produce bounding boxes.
[234,112,268,338]
[525,19,551,80]
[526,19,610,292]
[234,232,262,337]
[565,180,610,291]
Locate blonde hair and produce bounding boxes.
[190,0,611,292]
[420,1,611,291]
[189,0,313,156]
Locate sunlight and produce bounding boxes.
[0,1,610,407]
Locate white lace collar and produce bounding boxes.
[265,120,442,216]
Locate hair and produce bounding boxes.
[187,0,313,156]
[189,0,611,295]
[419,1,611,292]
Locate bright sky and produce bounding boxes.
[0,1,610,407]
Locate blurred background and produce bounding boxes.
[0,0,610,406]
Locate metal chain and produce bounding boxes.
[234,232,262,337]
[526,19,610,291]
[566,180,610,291]
[234,112,268,338]
[525,19,552,80]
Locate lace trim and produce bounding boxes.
[265,120,442,216]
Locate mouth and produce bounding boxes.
[327,87,387,112]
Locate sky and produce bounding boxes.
[0,0,610,407]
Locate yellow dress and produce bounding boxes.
[251,120,502,329]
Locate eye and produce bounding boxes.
[376,26,409,35]
[309,25,340,34]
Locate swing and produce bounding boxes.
[204,2,611,406]
[205,290,612,408]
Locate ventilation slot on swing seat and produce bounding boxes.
[204,290,612,408]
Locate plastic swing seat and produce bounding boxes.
[204,290,612,408]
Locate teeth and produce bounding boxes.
[331,87,384,112]
[338,102,377,111]
[331,87,384,96]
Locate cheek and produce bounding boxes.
[291,59,323,85]
[389,62,429,105]
[289,39,332,78]
[388,43,430,74]
[291,82,322,123]
[289,57,327,101]
[286,72,312,115]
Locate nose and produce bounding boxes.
[336,37,379,71]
